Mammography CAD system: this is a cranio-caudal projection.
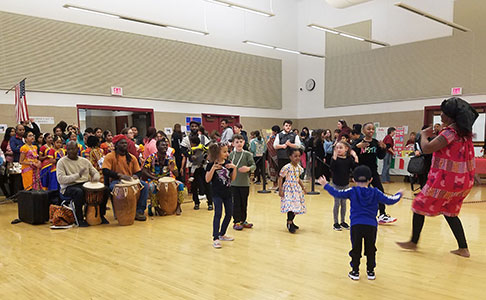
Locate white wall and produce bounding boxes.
[1,0,474,122]
[296,0,461,119]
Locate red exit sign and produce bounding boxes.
[451,87,462,96]
[111,86,123,96]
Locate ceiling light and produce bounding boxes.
[63,4,119,18]
[339,33,365,41]
[243,40,325,59]
[275,47,300,55]
[395,2,471,32]
[308,24,338,35]
[63,4,209,35]
[307,23,390,46]
[206,0,274,17]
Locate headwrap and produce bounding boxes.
[112,134,127,145]
[441,97,478,135]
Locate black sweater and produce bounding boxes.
[352,138,386,172]
[330,156,356,186]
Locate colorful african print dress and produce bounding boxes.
[143,152,185,206]
[280,163,306,214]
[412,127,475,217]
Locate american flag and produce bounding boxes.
[15,79,29,124]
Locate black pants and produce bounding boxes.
[0,172,10,197]
[63,183,109,222]
[232,186,250,224]
[411,213,468,248]
[278,158,290,176]
[349,224,377,272]
[254,156,264,182]
[192,167,212,205]
[370,170,386,215]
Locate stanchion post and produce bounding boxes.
[258,151,271,194]
[307,150,320,195]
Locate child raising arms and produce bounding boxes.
[279,148,306,233]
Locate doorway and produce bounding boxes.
[202,114,240,137]
[77,105,154,137]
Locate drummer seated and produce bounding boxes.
[57,141,109,227]
[102,135,149,221]
[142,138,185,215]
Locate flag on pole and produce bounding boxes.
[15,79,29,124]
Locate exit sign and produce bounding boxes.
[451,87,462,96]
[111,86,123,96]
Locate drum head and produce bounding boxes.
[158,177,175,183]
[119,178,141,186]
[83,181,105,190]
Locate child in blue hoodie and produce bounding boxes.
[318,165,403,281]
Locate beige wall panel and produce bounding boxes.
[0,11,282,109]
[297,110,423,134]
[0,104,77,139]
[86,116,116,134]
[326,20,372,58]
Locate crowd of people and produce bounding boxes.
[0,96,477,279]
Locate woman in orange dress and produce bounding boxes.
[19,131,41,190]
[397,97,478,258]
[100,130,114,155]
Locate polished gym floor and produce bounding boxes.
[0,181,484,299]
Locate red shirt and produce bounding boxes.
[383,134,394,149]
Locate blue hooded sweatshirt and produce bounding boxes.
[324,184,402,227]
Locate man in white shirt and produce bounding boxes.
[273,120,302,173]
[220,118,234,144]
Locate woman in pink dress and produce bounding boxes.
[143,127,157,160]
[397,97,478,258]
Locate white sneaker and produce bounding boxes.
[213,239,222,248]
[198,194,206,200]
[218,235,234,241]
[378,214,397,224]
[188,177,194,182]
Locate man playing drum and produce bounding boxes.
[102,135,149,221]
[142,138,185,215]
[57,141,108,227]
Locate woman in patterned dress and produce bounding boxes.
[100,130,114,155]
[397,97,478,258]
[278,148,307,233]
[19,131,41,190]
[46,136,66,191]
[39,133,54,190]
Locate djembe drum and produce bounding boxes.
[83,181,106,226]
[156,177,178,215]
[112,179,142,225]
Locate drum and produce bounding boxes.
[82,181,106,226]
[112,179,142,225]
[156,177,178,215]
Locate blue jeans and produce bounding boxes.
[212,195,233,240]
[381,153,392,183]
[109,180,148,214]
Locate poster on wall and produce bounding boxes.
[185,116,202,131]
[394,126,406,154]
[375,127,387,141]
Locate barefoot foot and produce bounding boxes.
[450,248,470,258]
[396,241,418,250]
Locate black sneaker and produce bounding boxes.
[287,223,296,233]
[333,223,342,231]
[194,204,200,210]
[348,270,359,281]
[78,220,89,227]
[135,213,147,221]
[367,270,376,280]
[340,222,350,230]
[208,204,213,211]
[292,222,299,230]
[101,216,110,224]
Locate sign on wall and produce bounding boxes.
[185,116,202,131]
[31,116,55,124]
[0,124,7,134]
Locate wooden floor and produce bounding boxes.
[0,181,485,299]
